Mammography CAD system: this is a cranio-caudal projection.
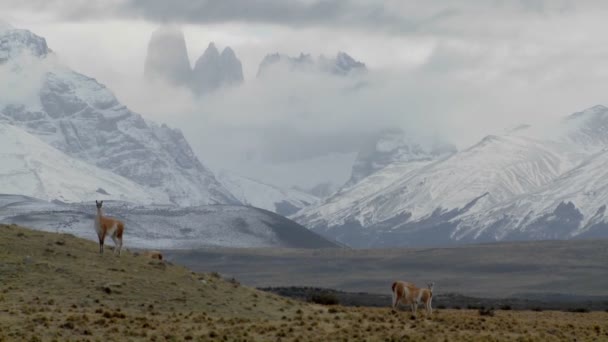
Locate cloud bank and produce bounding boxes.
[4,0,608,189]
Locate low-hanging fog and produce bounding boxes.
[3,0,608,189]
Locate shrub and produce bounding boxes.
[567,308,590,313]
[308,293,339,306]
[499,305,512,311]
[478,307,495,317]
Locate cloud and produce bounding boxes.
[5,0,608,189]
[0,0,571,34]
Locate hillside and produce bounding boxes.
[0,194,338,249]
[2,224,607,341]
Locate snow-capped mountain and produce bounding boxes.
[454,106,608,241]
[257,51,366,77]
[457,148,608,241]
[0,194,338,249]
[294,111,607,247]
[0,123,168,204]
[320,52,366,76]
[0,24,48,62]
[0,27,237,206]
[346,129,457,187]
[217,171,318,216]
[563,105,608,150]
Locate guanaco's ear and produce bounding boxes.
[95,200,98,205]
[100,200,103,206]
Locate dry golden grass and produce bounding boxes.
[1,224,607,341]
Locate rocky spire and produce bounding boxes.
[192,42,244,94]
[144,26,192,86]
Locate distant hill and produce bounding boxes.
[0,194,338,249]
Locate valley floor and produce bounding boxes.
[1,224,607,341]
[164,239,608,298]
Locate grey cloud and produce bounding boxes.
[0,0,454,34]
[1,0,585,36]
[103,0,425,33]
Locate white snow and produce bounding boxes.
[0,27,237,206]
[297,134,574,230]
[297,106,608,244]
[0,195,335,249]
[217,171,318,214]
[0,123,170,204]
[458,148,608,239]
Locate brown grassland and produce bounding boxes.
[1,224,607,341]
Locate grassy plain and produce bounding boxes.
[1,224,607,341]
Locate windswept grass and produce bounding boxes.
[1,224,607,341]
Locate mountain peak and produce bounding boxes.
[203,42,220,57]
[567,104,608,121]
[144,25,191,86]
[221,46,236,59]
[328,51,366,75]
[257,51,366,77]
[3,27,238,206]
[192,42,243,94]
[0,27,49,63]
[144,27,243,94]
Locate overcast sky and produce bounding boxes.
[3,0,608,188]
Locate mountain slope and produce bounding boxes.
[457,148,608,241]
[345,129,456,186]
[297,105,608,247]
[296,134,579,247]
[0,223,316,340]
[0,123,168,204]
[217,172,318,216]
[0,27,236,206]
[0,194,338,249]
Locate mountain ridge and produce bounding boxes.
[295,107,608,247]
[1,26,237,206]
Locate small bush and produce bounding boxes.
[308,293,339,306]
[567,308,590,313]
[531,307,543,312]
[478,307,495,317]
[500,305,512,311]
[228,277,240,287]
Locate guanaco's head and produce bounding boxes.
[95,200,104,209]
[427,282,435,291]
